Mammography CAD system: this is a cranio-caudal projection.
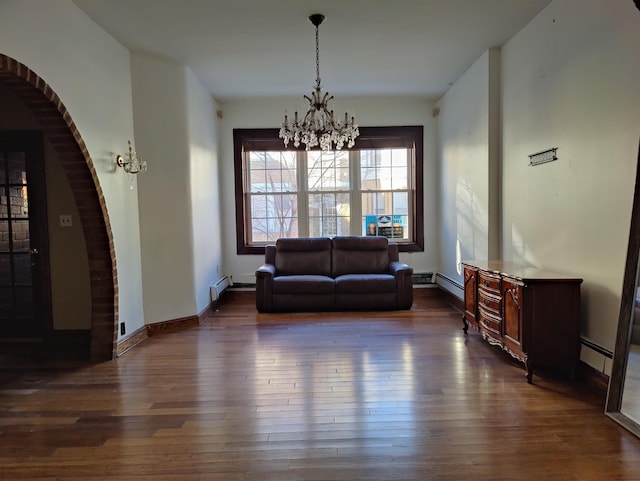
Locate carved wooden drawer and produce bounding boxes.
[478,271,501,295]
[478,308,501,340]
[478,289,501,317]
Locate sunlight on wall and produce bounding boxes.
[509,223,540,267]
[456,179,488,262]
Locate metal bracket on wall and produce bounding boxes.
[528,147,558,166]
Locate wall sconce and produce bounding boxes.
[116,140,147,188]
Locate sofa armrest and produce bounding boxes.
[389,260,411,276]
[389,261,414,309]
[255,263,276,312]
[257,263,276,277]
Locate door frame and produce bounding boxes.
[0,54,118,361]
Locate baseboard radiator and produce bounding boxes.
[211,275,232,302]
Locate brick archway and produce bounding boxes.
[0,54,117,361]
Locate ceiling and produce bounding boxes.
[71,0,552,101]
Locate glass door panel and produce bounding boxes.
[0,133,48,337]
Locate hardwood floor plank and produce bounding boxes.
[1,289,639,480]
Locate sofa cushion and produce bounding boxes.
[334,273,396,293]
[332,236,389,277]
[275,237,332,276]
[273,275,335,294]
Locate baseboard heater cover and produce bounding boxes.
[412,272,434,285]
[211,275,232,301]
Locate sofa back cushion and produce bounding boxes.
[275,237,332,276]
[331,236,389,277]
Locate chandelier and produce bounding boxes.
[279,14,359,151]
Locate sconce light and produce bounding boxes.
[116,141,147,187]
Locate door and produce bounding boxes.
[0,131,51,337]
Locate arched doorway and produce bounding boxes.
[0,54,117,362]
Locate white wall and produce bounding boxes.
[132,53,223,322]
[185,69,223,315]
[437,49,501,290]
[0,0,145,338]
[217,96,439,284]
[131,54,196,324]
[437,0,640,373]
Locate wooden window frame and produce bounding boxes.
[233,126,424,254]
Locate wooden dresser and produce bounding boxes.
[462,260,582,383]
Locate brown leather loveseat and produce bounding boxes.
[255,236,413,313]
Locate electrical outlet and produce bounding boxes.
[59,214,72,227]
[120,322,126,335]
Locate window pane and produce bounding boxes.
[361,191,409,239]
[361,167,377,190]
[360,149,409,191]
[12,220,30,253]
[250,193,297,242]
[322,195,335,216]
[361,192,387,216]
[308,192,350,237]
[8,153,26,185]
[393,191,409,216]
[249,151,296,193]
[0,221,8,253]
[336,193,350,236]
[308,217,322,237]
[9,185,29,219]
[336,216,350,237]
[249,151,266,171]
[0,189,6,219]
[391,166,408,190]
[391,148,407,166]
[308,193,321,218]
[379,149,392,167]
[308,150,349,192]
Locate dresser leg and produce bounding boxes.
[462,315,468,334]
[526,361,533,383]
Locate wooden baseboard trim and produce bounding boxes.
[147,315,200,336]
[198,301,217,323]
[116,326,148,357]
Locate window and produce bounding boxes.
[234,126,424,254]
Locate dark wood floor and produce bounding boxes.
[1,289,640,480]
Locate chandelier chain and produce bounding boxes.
[315,23,321,88]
